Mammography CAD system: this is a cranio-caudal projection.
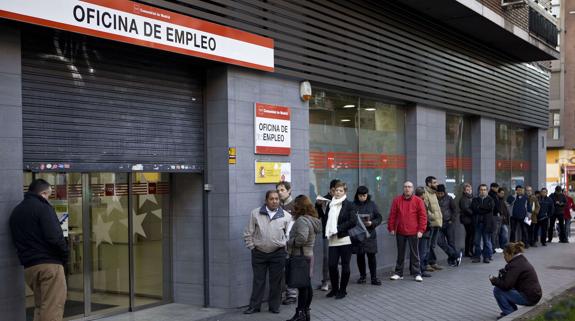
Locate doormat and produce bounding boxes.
[26,300,117,320]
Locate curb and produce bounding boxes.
[498,279,575,321]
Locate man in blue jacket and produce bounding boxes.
[10,179,68,321]
[510,186,530,247]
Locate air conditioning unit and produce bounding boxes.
[501,0,527,7]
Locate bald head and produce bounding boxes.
[403,181,414,197]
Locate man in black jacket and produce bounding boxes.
[548,186,568,243]
[471,184,495,263]
[10,179,68,321]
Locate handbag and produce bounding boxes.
[348,214,370,243]
[285,247,310,288]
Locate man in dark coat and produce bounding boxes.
[549,186,568,243]
[471,184,495,263]
[436,184,461,267]
[10,179,68,321]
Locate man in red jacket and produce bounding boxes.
[563,189,575,241]
[388,181,428,282]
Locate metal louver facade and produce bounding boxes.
[141,0,549,128]
[21,26,205,171]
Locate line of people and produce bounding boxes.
[241,178,574,320]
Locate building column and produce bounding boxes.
[0,23,25,321]
[471,117,496,187]
[406,105,446,187]
[529,128,546,189]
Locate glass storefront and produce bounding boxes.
[309,89,406,217]
[23,172,169,320]
[445,114,472,197]
[496,123,531,194]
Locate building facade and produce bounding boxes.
[547,0,575,193]
[0,1,557,320]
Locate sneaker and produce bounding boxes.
[430,264,443,270]
[421,272,432,278]
[390,274,403,280]
[495,248,503,254]
[425,265,435,272]
[414,275,423,282]
[320,282,329,292]
[456,251,463,267]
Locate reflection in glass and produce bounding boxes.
[445,115,472,197]
[309,89,406,218]
[89,173,129,313]
[133,172,167,306]
[496,123,531,194]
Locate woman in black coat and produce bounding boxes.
[324,181,356,299]
[490,242,542,319]
[352,186,383,285]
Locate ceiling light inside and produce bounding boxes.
[365,108,376,111]
[340,119,351,122]
[343,104,355,108]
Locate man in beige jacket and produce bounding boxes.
[243,190,292,315]
[422,176,443,271]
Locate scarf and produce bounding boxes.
[325,195,346,238]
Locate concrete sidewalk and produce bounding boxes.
[97,239,575,321]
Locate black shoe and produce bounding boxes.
[483,258,490,264]
[243,307,260,314]
[282,297,297,305]
[542,243,547,246]
[371,278,382,285]
[421,272,432,277]
[269,308,280,314]
[357,276,366,284]
[335,291,347,299]
[286,309,306,321]
[472,258,480,263]
[326,290,338,298]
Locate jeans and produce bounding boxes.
[394,234,420,276]
[566,218,572,239]
[493,287,529,316]
[535,218,549,244]
[437,222,457,263]
[418,235,430,274]
[510,218,529,245]
[427,227,440,265]
[473,222,493,259]
[328,245,352,294]
[492,216,502,248]
[499,224,509,250]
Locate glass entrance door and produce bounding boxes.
[23,172,170,321]
[24,173,85,320]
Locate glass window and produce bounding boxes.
[496,123,531,194]
[309,89,406,218]
[445,114,472,197]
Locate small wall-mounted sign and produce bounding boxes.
[229,147,237,164]
[255,161,291,184]
[254,103,291,155]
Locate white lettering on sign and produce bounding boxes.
[0,0,274,71]
[254,103,291,155]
